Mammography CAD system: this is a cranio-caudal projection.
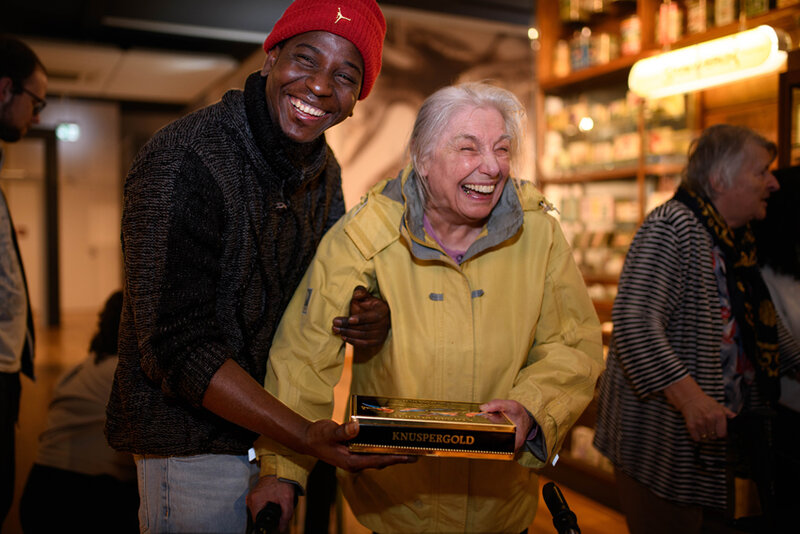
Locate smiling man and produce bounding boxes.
[104,2,413,533]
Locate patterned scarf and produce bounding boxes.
[675,185,780,405]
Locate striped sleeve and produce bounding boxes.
[612,205,693,397]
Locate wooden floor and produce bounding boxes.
[4,311,629,534]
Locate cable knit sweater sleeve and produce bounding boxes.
[122,145,233,407]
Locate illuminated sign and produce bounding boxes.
[628,25,787,99]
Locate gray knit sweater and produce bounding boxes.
[105,72,345,455]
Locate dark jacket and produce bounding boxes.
[105,72,345,455]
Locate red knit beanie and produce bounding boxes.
[263,0,386,100]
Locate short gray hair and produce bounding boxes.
[683,124,776,198]
[407,82,526,202]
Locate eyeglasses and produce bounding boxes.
[19,87,47,115]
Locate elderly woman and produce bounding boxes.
[253,82,603,533]
[594,124,800,534]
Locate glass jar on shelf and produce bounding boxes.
[655,0,684,47]
[744,0,770,17]
[686,0,713,34]
[570,26,593,71]
[591,32,620,65]
[583,0,607,17]
[553,39,571,77]
[620,14,641,55]
[560,0,589,22]
[715,0,739,26]
[643,94,691,166]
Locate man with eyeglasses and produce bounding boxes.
[0,34,47,527]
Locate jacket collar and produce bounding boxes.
[383,164,525,263]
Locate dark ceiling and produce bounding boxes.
[4,0,534,62]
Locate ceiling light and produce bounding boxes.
[55,122,80,142]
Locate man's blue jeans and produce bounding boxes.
[135,453,260,533]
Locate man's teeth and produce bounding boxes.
[291,97,325,117]
[463,184,495,194]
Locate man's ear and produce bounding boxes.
[0,77,13,104]
[261,45,281,77]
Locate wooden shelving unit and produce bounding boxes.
[539,162,684,185]
[539,3,800,92]
[535,0,800,508]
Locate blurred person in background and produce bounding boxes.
[0,34,46,527]
[19,291,139,534]
[594,124,800,534]
[752,167,800,531]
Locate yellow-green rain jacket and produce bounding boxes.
[257,167,603,533]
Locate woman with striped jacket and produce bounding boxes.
[594,124,800,534]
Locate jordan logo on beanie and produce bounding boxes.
[335,7,352,24]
